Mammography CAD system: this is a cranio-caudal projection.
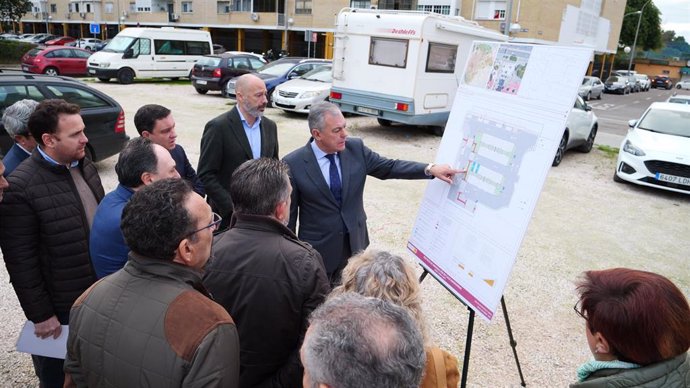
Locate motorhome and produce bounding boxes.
[329,9,507,133]
[88,27,212,84]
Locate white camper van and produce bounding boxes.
[329,9,507,132]
[88,27,212,84]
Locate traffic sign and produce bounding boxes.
[89,23,100,35]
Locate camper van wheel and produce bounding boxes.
[170,77,180,81]
[98,77,110,83]
[431,126,445,137]
[117,68,135,84]
[195,88,208,95]
[377,118,392,127]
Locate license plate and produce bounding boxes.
[196,80,207,85]
[22,65,29,71]
[655,172,690,186]
[88,68,96,74]
[356,106,379,115]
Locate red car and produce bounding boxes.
[45,36,76,46]
[21,46,92,76]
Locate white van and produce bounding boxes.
[329,9,507,133]
[88,27,212,84]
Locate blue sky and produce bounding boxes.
[654,0,690,41]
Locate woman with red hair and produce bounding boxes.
[571,268,690,387]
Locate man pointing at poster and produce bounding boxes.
[284,102,461,285]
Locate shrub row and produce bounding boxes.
[0,40,36,64]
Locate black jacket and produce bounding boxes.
[0,151,104,323]
[203,214,330,388]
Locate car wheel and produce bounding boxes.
[431,126,445,137]
[677,84,682,89]
[170,77,180,81]
[597,91,602,100]
[585,92,591,101]
[552,131,568,167]
[577,125,597,153]
[117,68,135,84]
[613,171,625,183]
[43,67,59,76]
[377,118,392,127]
[85,46,91,51]
[98,77,110,82]
[195,88,208,95]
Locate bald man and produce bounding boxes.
[198,74,279,230]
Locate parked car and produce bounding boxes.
[676,80,690,90]
[552,96,598,166]
[667,94,690,105]
[21,46,92,76]
[272,64,332,113]
[578,76,604,100]
[614,102,690,194]
[224,57,330,101]
[604,75,630,95]
[92,39,111,52]
[634,74,651,91]
[0,33,19,40]
[45,36,77,46]
[25,34,59,44]
[72,38,103,51]
[0,74,129,161]
[191,52,266,95]
[652,75,673,89]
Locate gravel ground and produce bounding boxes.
[1,81,689,387]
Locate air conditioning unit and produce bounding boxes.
[79,12,86,19]
[251,12,259,21]
[171,13,179,21]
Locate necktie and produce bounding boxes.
[325,154,342,206]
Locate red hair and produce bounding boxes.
[576,268,690,365]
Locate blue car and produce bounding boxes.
[224,57,330,102]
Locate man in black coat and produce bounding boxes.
[203,158,330,388]
[198,74,279,230]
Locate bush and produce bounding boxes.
[0,40,37,64]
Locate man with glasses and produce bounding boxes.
[1,99,39,176]
[198,73,279,231]
[90,137,180,279]
[0,99,104,388]
[203,158,329,388]
[65,179,239,387]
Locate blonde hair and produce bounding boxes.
[332,249,428,343]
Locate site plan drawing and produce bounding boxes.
[408,42,592,321]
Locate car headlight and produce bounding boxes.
[622,140,645,156]
[300,91,320,99]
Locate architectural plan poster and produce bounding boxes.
[407,43,592,321]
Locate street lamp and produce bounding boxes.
[627,0,653,72]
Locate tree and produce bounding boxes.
[619,0,663,51]
[0,0,31,32]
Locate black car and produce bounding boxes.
[652,75,673,90]
[0,73,129,161]
[191,52,267,96]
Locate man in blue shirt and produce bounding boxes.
[89,137,180,278]
[134,104,205,196]
[1,99,39,176]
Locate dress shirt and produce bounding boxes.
[310,140,342,188]
[237,108,262,159]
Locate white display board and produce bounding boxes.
[407,42,592,321]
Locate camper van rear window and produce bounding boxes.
[369,37,408,69]
[426,43,457,73]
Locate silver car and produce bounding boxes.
[578,76,604,100]
[552,96,598,166]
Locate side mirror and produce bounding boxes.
[287,72,298,79]
[628,119,637,128]
[122,48,134,59]
[584,104,592,111]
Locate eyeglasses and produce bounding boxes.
[573,302,587,320]
[186,212,222,238]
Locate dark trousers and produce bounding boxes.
[328,233,352,287]
[32,355,65,388]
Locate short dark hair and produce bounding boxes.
[121,179,197,261]
[133,104,171,135]
[303,293,426,388]
[114,138,159,188]
[28,99,80,146]
[230,158,290,216]
[576,268,690,365]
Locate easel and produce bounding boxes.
[419,269,526,388]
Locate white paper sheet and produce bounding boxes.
[16,321,69,359]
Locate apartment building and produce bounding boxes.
[17,0,626,69]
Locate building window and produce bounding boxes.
[350,0,371,7]
[86,3,91,13]
[295,0,311,14]
[105,2,113,13]
[129,2,136,12]
[137,6,151,12]
[182,2,193,13]
[50,4,57,13]
[232,0,251,12]
[378,0,415,10]
[417,4,451,15]
[475,0,506,20]
[253,0,276,12]
[217,1,230,13]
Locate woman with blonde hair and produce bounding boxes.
[332,248,459,388]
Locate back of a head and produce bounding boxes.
[230,158,290,216]
[2,99,39,137]
[303,292,426,388]
[576,268,690,365]
[27,99,80,146]
[115,137,157,188]
[121,178,196,261]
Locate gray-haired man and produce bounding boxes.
[1,99,39,176]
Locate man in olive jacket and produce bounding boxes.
[204,158,330,388]
[65,179,240,387]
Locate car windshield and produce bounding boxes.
[196,57,221,67]
[302,66,332,82]
[606,76,619,83]
[635,75,646,80]
[102,36,135,53]
[637,108,690,137]
[26,48,42,57]
[668,97,690,105]
[581,78,590,85]
[258,61,297,77]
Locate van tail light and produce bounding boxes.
[330,91,342,100]
[395,102,409,112]
[115,110,125,133]
[212,68,221,78]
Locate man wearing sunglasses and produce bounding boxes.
[204,158,329,388]
[65,178,239,387]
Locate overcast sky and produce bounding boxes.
[654,0,690,42]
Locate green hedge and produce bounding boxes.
[0,40,37,64]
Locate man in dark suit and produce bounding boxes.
[283,102,459,284]
[198,74,279,230]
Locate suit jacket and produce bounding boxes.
[2,143,30,177]
[197,106,278,222]
[170,144,205,196]
[283,137,428,274]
